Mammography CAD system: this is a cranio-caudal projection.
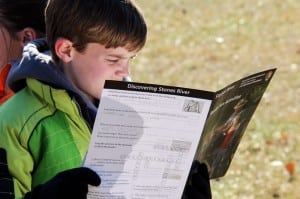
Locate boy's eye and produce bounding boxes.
[107,59,119,63]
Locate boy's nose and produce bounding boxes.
[116,62,129,79]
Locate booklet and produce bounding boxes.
[83,68,276,199]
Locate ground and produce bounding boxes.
[132,0,300,198]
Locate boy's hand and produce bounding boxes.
[24,167,100,199]
[182,160,212,199]
[0,148,14,199]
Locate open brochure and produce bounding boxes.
[83,68,276,199]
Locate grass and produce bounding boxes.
[132,0,300,198]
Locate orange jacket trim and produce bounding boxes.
[0,64,14,105]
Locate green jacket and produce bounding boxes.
[0,78,91,198]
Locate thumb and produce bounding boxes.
[76,167,101,186]
[197,163,210,181]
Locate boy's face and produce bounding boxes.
[64,42,137,102]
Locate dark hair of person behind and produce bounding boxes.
[0,0,47,38]
[45,0,148,64]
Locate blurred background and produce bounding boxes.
[132,0,300,198]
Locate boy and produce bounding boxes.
[0,0,211,198]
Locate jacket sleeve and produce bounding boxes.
[0,127,34,198]
[0,88,51,198]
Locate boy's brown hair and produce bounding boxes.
[45,0,147,64]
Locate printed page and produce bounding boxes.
[196,68,276,179]
[83,81,214,199]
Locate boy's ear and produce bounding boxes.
[55,38,73,63]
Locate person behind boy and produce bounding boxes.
[0,0,211,198]
[0,1,47,198]
[0,0,47,105]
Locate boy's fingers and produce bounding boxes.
[59,167,101,186]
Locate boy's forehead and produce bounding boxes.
[86,42,138,58]
[104,45,138,57]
